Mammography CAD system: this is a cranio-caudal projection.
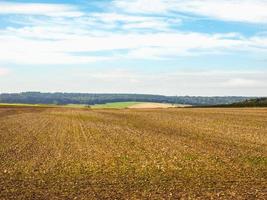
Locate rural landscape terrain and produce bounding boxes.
[0,105,266,199]
[1,0,267,199]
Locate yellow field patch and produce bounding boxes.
[128,102,189,108]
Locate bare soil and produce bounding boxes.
[0,107,266,199]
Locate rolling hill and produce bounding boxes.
[0,92,252,106]
[230,98,267,107]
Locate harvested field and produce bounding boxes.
[0,107,266,199]
[128,103,177,109]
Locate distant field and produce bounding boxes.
[90,102,142,109]
[0,102,177,109]
[0,102,188,109]
[0,103,53,107]
[0,107,266,199]
[128,102,188,109]
[0,103,88,108]
[91,102,181,109]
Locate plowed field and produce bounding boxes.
[0,107,266,199]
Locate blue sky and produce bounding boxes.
[0,0,267,96]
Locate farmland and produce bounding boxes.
[90,102,143,109]
[0,107,266,199]
[91,102,179,109]
[0,102,181,109]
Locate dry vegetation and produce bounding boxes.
[0,106,266,199]
[128,103,178,109]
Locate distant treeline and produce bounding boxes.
[0,92,252,106]
[213,98,267,107]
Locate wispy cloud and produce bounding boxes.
[0,1,267,65]
[0,0,266,95]
[67,68,267,96]
[114,0,267,23]
[222,78,263,88]
[0,2,83,17]
[1,26,267,64]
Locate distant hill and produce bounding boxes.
[206,97,267,108]
[0,92,253,106]
[229,98,267,107]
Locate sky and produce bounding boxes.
[0,0,267,96]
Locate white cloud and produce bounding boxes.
[114,0,267,23]
[91,13,152,23]
[122,21,169,30]
[114,0,168,13]
[0,1,267,65]
[1,67,266,95]
[0,2,83,17]
[1,28,267,64]
[64,68,267,96]
[88,12,180,31]
[222,78,263,87]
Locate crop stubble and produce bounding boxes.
[0,107,266,199]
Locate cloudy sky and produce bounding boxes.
[0,0,267,96]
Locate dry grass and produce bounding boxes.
[0,107,266,199]
[128,103,177,109]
